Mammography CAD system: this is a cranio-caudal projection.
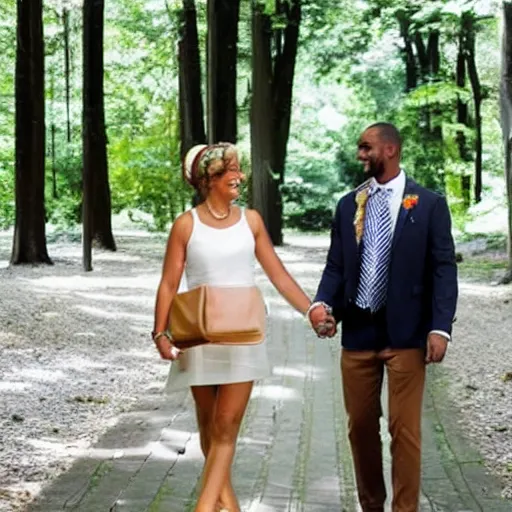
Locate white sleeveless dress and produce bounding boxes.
[165,208,270,391]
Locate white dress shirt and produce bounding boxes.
[370,169,405,232]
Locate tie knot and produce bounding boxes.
[369,185,392,198]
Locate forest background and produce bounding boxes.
[1,0,512,281]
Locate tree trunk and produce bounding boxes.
[397,13,417,91]
[269,0,301,245]
[500,2,512,283]
[51,124,57,199]
[250,0,301,245]
[250,3,275,235]
[456,25,471,207]
[414,31,430,79]
[414,29,439,81]
[63,7,71,144]
[464,13,483,204]
[49,72,58,199]
[427,31,440,76]
[11,0,52,265]
[207,0,240,143]
[178,0,206,159]
[177,0,206,207]
[82,0,116,265]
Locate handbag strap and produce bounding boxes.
[198,285,207,338]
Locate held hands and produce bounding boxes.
[308,304,337,338]
[152,331,182,361]
[425,332,448,364]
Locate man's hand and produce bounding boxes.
[309,305,337,338]
[425,333,448,364]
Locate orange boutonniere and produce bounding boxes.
[402,194,419,210]
[354,187,370,245]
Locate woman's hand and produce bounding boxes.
[153,334,182,361]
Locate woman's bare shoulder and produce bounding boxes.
[170,209,194,240]
[243,207,263,234]
[244,207,263,224]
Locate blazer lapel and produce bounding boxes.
[392,178,418,249]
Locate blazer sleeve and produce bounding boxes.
[428,196,458,334]
[314,200,345,310]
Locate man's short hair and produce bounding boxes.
[367,122,402,150]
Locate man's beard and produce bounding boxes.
[364,158,385,179]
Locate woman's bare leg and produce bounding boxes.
[193,381,253,512]
[191,385,239,511]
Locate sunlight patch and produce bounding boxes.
[23,274,159,291]
[271,365,323,380]
[251,384,300,401]
[460,282,512,298]
[74,305,152,323]
[0,381,32,392]
[92,253,141,263]
[243,501,279,512]
[236,436,272,448]
[74,291,152,305]
[56,358,109,371]
[25,437,89,458]
[14,368,66,383]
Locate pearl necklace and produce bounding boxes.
[205,200,231,220]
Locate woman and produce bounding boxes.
[152,142,313,512]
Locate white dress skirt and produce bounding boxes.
[165,208,270,392]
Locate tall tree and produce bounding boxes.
[461,11,483,203]
[177,0,206,159]
[82,0,116,271]
[63,6,72,144]
[251,3,274,237]
[207,0,240,143]
[250,0,301,245]
[456,15,473,208]
[397,12,417,92]
[500,1,512,284]
[11,0,51,265]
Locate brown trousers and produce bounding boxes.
[341,348,425,512]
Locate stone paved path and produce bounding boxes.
[26,239,509,512]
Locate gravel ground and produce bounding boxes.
[441,280,512,500]
[0,230,171,511]
[0,228,511,510]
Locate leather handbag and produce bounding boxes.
[169,285,266,349]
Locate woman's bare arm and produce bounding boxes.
[153,212,192,358]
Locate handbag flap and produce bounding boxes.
[169,286,205,341]
[203,286,265,341]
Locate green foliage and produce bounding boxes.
[0,0,506,240]
[281,178,335,231]
[0,1,15,230]
[44,145,83,227]
[109,98,190,231]
[0,158,14,229]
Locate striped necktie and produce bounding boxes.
[355,186,393,312]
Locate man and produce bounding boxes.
[307,123,458,512]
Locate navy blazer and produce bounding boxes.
[314,177,458,349]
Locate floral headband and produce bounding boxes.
[183,143,235,189]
